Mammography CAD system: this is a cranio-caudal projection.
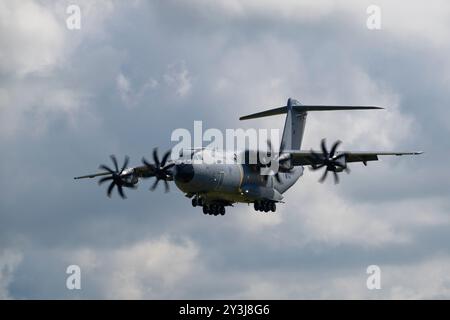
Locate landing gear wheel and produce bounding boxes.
[192,198,197,207]
[270,202,276,212]
[202,206,209,215]
[263,203,270,212]
[254,202,260,211]
[219,206,225,216]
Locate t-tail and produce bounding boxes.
[239,98,383,151]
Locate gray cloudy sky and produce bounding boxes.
[1,0,450,299]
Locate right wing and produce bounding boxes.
[289,150,423,166]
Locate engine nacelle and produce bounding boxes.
[120,168,139,185]
[333,154,347,172]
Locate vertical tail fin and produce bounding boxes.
[281,98,307,151]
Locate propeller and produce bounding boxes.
[97,155,134,198]
[261,140,293,183]
[142,148,175,193]
[308,139,350,184]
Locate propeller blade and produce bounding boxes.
[333,153,346,161]
[120,155,129,174]
[313,163,326,170]
[313,139,350,184]
[98,154,135,199]
[143,148,174,192]
[329,140,341,158]
[99,164,114,174]
[107,181,115,197]
[153,148,160,167]
[163,162,175,170]
[164,180,170,193]
[321,139,328,157]
[333,171,339,184]
[319,169,328,183]
[150,179,160,191]
[117,184,126,198]
[334,163,346,170]
[110,155,119,172]
[98,176,113,185]
[161,150,171,167]
[307,150,322,169]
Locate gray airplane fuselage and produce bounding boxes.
[173,153,303,205]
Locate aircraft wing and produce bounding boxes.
[289,150,423,166]
[74,165,154,180]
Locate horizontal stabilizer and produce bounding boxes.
[240,105,383,120]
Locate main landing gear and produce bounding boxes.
[253,200,276,213]
[192,196,226,216]
[202,204,225,216]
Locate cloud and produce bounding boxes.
[0,0,118,139]
[163,61,192,97]
[0,0,64,76]
[65,237,199,299]
[164,0,450,47]
[0,250,22,299]
[116,72,159,107]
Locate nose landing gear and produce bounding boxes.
[254,200,276,213]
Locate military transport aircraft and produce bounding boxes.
[74,98,422,216]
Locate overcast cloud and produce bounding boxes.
[1,0,449,299]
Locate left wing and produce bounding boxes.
[289,150,423,166]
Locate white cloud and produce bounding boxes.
[70,237,200,299]
[116,73,132,105]
[168,0,336,22]
[116,72,158,107]
[169,0,450,47]
[164,61,192,97]
[361,0,450,47]
[205,254,450,299]
[0,0,117,139]
[0,0,64,76]
[385,256,450,299]
[0,250,23,300]
[0,84,90,139]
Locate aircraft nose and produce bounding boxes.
[175,163,194,183]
